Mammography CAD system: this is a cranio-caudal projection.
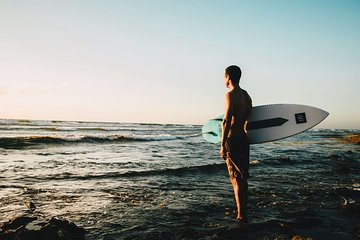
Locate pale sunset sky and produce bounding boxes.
[1,0,359,129]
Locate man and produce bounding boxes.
[220,65,252,222]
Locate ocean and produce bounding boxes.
[0,119,359,239]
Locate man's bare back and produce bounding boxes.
[227,88,252,137]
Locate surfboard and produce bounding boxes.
[202,104,329,144]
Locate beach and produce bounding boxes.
[0,119,359,239]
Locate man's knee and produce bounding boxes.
[235,178,247,189]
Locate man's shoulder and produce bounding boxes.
[226,91,237,102]
[241,89,252,100]
[241,88,249,95]
[227,88,251,102]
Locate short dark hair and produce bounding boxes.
[225,65,242,84]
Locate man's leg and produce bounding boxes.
[231,177,248,221]
[239,178,248,221]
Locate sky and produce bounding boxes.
[1,0,359,129]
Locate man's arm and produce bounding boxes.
[220,93,233,160]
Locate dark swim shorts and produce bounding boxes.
[225,134,250,180]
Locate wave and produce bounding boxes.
[120,163,225,178]
[20,164,226,181]
[0,134,185,149]
[0,126,202,133]
[0,126,142,132]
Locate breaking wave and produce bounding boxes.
[19,163,226,181]
[0,134,185,149]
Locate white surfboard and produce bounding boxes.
[202,104,329,144]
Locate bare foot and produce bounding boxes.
[236,217,248,224]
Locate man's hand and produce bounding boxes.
[220,145,227,160]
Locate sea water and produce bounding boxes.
[0,119,359,239]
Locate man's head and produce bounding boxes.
[224,65,242,88]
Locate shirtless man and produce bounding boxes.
[220,65,252,221]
